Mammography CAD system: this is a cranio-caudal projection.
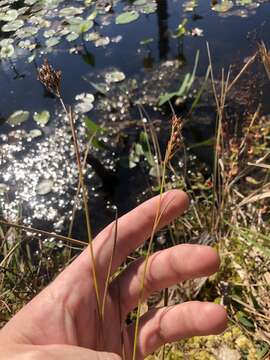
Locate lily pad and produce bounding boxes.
[43,29,56,38]
[15,26,38,39]
[95,36,110,47]
[0,9,18,22]
[212,0,233,12]
[134,0,147,5]
[141,3,157,14]
[84,32,100,42]
[115,11,139,25]
[66,32,79,42]
[0,44,14,59]
[89,82,109,95]
[75,93,95,113]
[2,19,24,32]
[28,129,42,138]
[45,37,60,47]
[36,178,54,195]
[7,110,29,127]
[59,7,84,17]
[0,183,8,194]
[33,111,50,126]
[105,70,126,84]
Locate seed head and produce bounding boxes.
[169,115,183,158]
[37,58,62,97]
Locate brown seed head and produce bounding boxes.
[37,58,62,97]
[169,115,183,159]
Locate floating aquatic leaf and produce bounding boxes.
[15,26,38,39]
[0,183,8,194]
[43,29,56,38]
[36,178,54,195]
[28,53,36,63]
[87,10,97,20]
[28,129,42,138]
[75,93,95,113]
[0,9,18,22]
[18,39,36,50]
[33,111,50,126]
[111,35,122,43]
[84,32,100,42]
[95,36,110,47]
[212,0,233,12]
[66,32,79,42]
[89,82,109,95]
[0,38,14,47]
[140,37,154,45]
[25,0,39,4]
[0,44,14,59]
[69,20,94,34]
[59,7,84,17]
[45,37,60,47]
[67,16,83,25]
[105,70,125,83]
[134,0,147,5]
[7,110,29,127]
[79,20,94,33]
[141,3,157,14]
[183,0,198,12]
[2,19,24,32]
[115,11,139,25]
[236,0,252,5]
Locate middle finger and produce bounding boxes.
[111,244,220,315]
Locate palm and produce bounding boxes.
[0,191,227,359]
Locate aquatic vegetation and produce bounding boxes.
[1,0,270,359]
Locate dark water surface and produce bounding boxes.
[1,0,270,239]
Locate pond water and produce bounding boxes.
[1,0,270,240]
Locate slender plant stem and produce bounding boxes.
[0,220,86,247]
[59,97,102,318]
[132,130,173,360]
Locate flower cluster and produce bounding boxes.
[37,58,62,98]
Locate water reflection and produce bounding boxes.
[156,0,170,60]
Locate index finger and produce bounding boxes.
[61,190,189,285]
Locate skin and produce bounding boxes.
[0,190,227,359]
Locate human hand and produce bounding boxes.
[0,190,227,359]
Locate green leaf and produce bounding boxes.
[140,37,154,46]
[84,116,102,134]
[257,342,270,359]
[0,44,15,59]
[33,111,50,126]
[134,0,147,5]
[79,20,93,33]
[89,82,108,95]
[59,7,84,17]
[141,3,157,14]
[236,311,254,329]
[158,51,199,106]
[84,116,106,149]
[212,0,233,12]
[105,70,125,84]
[66,32,79,42]
[115,11,139,25]
[2,19,24,32]
[7,110,29,127]
[45,37,60,47]
[0,9,18,22]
